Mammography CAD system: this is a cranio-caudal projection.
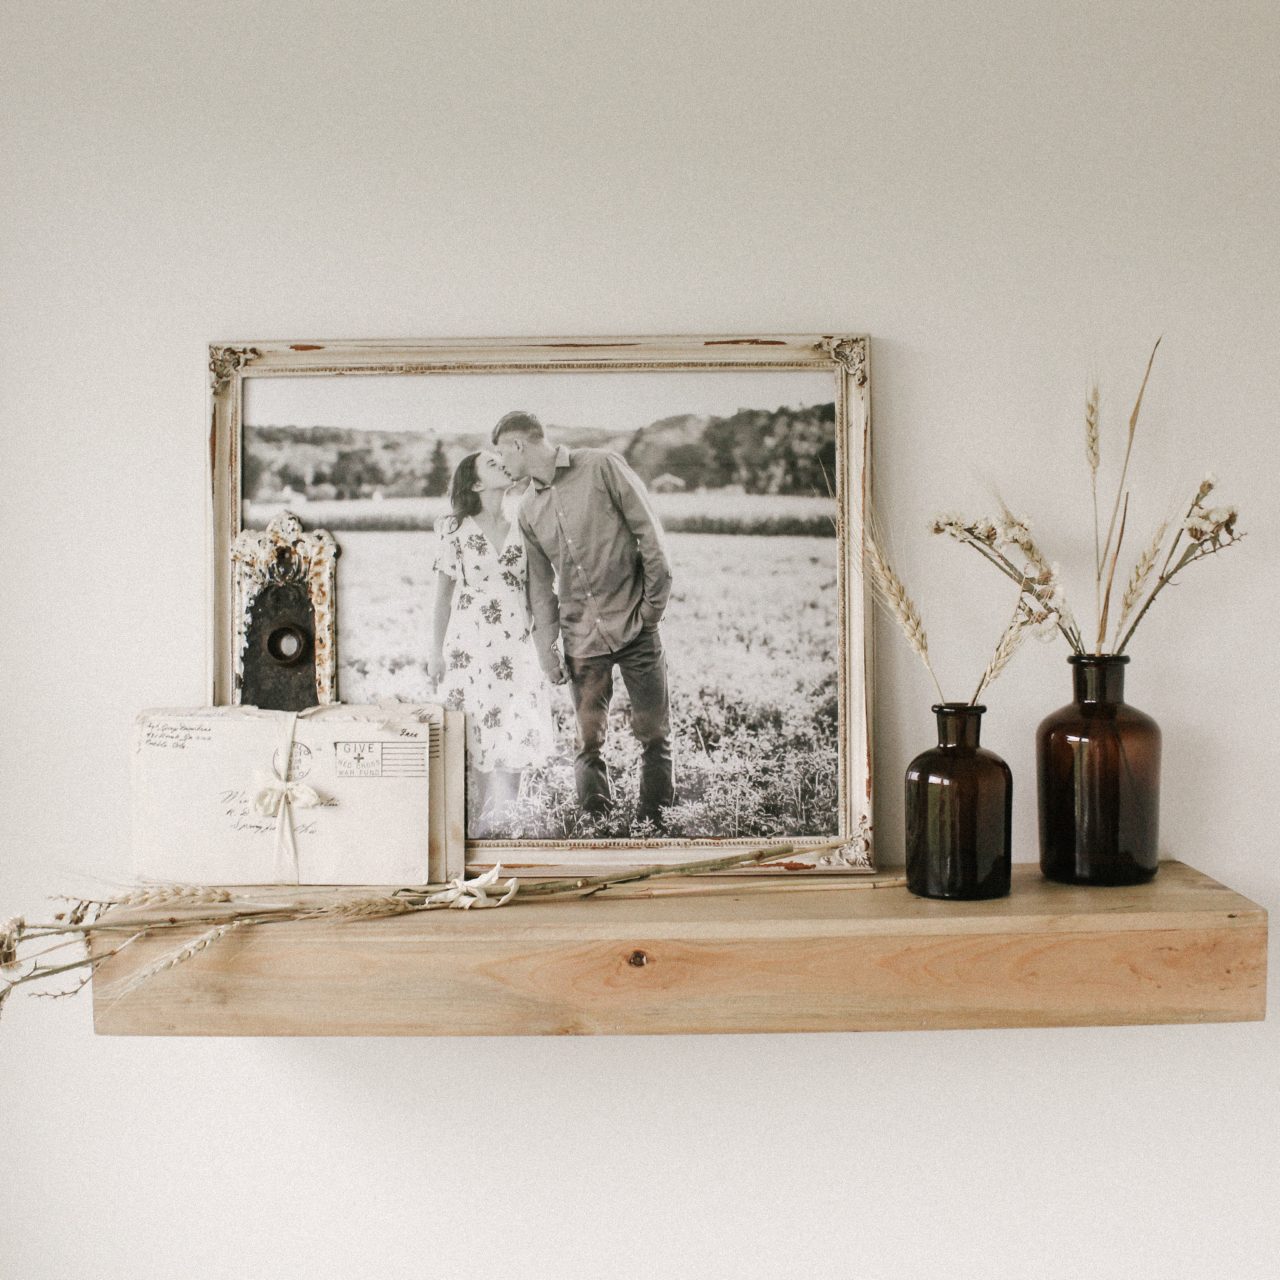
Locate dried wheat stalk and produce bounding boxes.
[304,896,418,921]
[971,603,1029,704]
[1084,384,1101,475]
[108,920,250,1004]
[1086,383,1101,618]
[1113,519,1168,643]
[863,533,946,702]
[2,840,864,1021]
[113,885,235,909]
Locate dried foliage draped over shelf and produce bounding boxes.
[1,839,898,1024]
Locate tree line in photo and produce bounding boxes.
[244,401,838,503]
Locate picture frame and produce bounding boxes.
[208,335,873,875]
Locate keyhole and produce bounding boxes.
[266,625,308,666]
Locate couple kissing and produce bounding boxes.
[430,411,675,837]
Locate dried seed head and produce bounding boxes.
[311,896,416,921]
[1116,522,1168,634]
[1085,385,1101,474]
[114,885,234,909]
[977,615,1028,694]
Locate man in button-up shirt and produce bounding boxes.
[492,411,675,827]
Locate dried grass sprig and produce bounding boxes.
[863,531,946,702]
[1115,480,1242,653]
[936,339,1239,656]
[1096,490,1129,649]
[1086,383,1102,618]
[970,597,1031,704]
[930,513,1084,652]
[113,885,235,909]
[305,896,419,921]
[1084,384,1101,476]
[1,839,863,1023]
[108,921,249,1005]
[864,517,1035,704]
[1113,518,1169,645]
[1099,338,1160,580]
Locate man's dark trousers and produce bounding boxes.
[566,625,674,825]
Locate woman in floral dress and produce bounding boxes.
[429,451,554,836]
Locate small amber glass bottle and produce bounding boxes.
[905,703,1012,900]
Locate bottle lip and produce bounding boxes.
[1068,653,1130,666]
[932,702,986,714]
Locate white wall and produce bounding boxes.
[2,2,1277,1275]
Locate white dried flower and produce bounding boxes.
[997,513,1034,545]
[0,916,23,970]
[1185,504,1239,545]
[425,864,518,909]
[1033,616,1061,642]
[931,513,999,545]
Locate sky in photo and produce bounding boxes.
[244,369,837,436]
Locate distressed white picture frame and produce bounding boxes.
[208,335,873,874]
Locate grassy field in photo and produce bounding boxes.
[332,527,841,841]
[246,491,837,538]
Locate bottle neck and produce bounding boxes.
[1071,655,1128,705]
[934,703,984,749]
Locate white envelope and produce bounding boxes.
[131,704,462,886]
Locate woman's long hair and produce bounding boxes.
[443,451,483,532]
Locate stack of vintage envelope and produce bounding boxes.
[131,703,464,885]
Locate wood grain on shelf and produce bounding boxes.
[90,862,1267,1037]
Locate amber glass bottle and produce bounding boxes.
[1037,655,1161,885]
[905,704,1012,900]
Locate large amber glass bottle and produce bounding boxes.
[1037,655,1161,885]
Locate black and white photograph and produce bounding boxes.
[239,353,864,853]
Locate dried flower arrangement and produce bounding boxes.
[0,839,901,1022]
[864,523,1049,705]
[931,341,1242,654]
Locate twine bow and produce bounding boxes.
[253,771,324,883]
[424,865,518,910]
[250,713,326,883]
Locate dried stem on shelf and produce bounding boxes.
[0,839,871,1021]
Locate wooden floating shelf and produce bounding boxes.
[90,862,1266,1037]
